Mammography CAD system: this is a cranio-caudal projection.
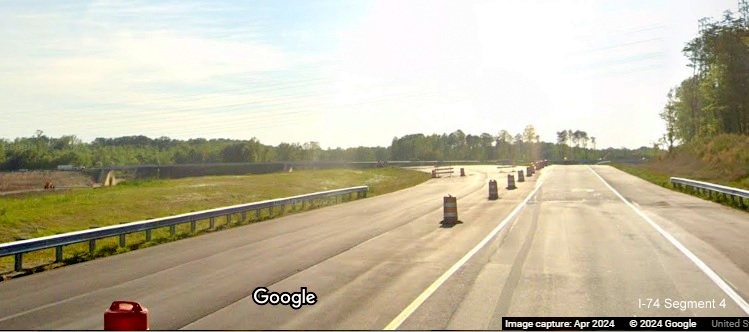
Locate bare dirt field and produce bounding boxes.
[0,171,94,193]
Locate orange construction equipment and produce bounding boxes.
[488,180,499,200]
[104,301,149,331]
[507,174,516,190]
[443,195,458,223]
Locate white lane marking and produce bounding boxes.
[0,290,94,323]
[588,166,749,315]
[384,168,551,330]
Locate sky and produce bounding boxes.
[0,0,742,149]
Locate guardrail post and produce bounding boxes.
[0,186,371,268]
[256,208,261,220]
[56,246,63,263]
[241,211,246,222]
[226,214,231,225]
[14,253,22,272]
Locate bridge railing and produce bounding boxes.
[670,177,749,206]
[0,186,368,272]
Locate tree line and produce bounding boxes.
[660,5,749,151]
[389,126,597,162]
[1,127,657,171]
[0,130,391,170]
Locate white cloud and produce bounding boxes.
[1,0,743,149]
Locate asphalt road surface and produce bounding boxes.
[0,165,747,330]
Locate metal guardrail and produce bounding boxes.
[670,177,749,206]
[1,186,368,272]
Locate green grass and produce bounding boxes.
[611,163,674,189]
[0,167,431,275]
[611,135,749,212]
[611,163,748,212]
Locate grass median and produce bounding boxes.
[0,167,431,276]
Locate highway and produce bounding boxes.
[0,165,747,329]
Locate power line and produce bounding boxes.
[58,64,339,111]
[42,77,418,131]
[35,79,446,137]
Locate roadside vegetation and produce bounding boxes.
[621,6,749,212]
[0,167,430,275]
[612,135,749,211]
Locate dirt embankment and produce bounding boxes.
[644,134,749,189]
[0,171,94,193]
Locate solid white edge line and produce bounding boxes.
[587,165,749,315]
[383,167,551,330]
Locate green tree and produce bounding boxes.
[556,130,569,160]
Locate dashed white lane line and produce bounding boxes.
[384,168,552,330]
[587,166,749,315]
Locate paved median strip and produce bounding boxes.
[384,168,552,330]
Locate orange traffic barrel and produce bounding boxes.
[431,169,437,178]
[507,174,516,190]
[104,301,149,330]
[460,168,465,176]
[443,195,458,223]
[526,166,533,177]
[488,180,498,200]
[517,170,525,182]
